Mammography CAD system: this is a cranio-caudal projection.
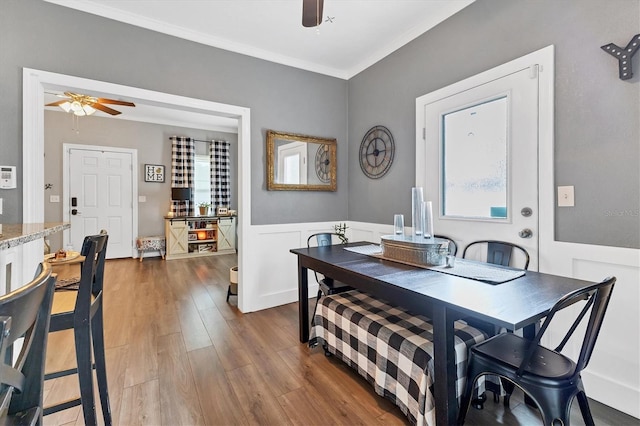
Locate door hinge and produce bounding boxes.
[422,127,426,140]
[529,64,539,79]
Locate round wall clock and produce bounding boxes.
[359,125,395,179]
[315,144,331,183]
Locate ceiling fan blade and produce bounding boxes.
[96,98,136,107]
[302,0,323,27]
[92,103,122,115]
[45,100,69,107]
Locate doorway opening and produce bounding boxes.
[23,68,251,311]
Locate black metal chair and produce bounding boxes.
[462,240,530,270]
[307,233,352,328]
[434,234,457,256]
[461,239,531,404]
[458,276,616,426]
[44,233,111,425]
[0,262,56,425]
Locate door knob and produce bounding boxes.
[519,228,533,238]
[71,209,81,216]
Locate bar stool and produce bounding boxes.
[44,233,111,425]
[0,263,55,425]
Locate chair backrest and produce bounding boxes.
[307,233,339,284]
[434,235,457,256]
[516,276,616,376]
[76,233,109,314]
[307,233,336,248]
[0,263,55,422]
[462,240,530,270]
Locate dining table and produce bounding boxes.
[290,241,596,426]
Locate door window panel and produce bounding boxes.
[442,96,508,219]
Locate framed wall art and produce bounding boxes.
[144,164,165,182]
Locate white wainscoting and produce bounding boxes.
[539,240,640,418]
[242,221,393,313]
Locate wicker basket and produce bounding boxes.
[381,235,449,267]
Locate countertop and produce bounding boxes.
[0,222,70,250]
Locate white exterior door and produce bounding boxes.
[418,63,541,270]
[277,141,308,184]
[68,147,134,259]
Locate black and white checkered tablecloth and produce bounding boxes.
[310,290,487,426]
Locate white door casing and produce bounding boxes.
[66,145,135,258]
[24,68,252,311]
[417,52,549,271]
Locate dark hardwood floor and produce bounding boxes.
[43,255,638,425]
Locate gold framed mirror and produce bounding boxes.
[266,130,337,191]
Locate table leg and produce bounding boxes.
[432,304,457,426]
[298,260,309,343]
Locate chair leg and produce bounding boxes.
[457,374,478,425]
[502,379,516,407]
[311,289,323,328]
[74,323,97,426]
[92,306,112,425]
[576,391,595,426]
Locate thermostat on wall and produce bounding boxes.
[0,166,16,189]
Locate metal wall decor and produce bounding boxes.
[359,125,395,179]
[601,34,640,80]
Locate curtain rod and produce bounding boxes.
[168,137,213,143]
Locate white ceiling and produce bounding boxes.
[43,0,474,131]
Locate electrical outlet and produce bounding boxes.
[557,186,575,207]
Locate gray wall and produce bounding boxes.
[0,0,348,226]
[348,0,639,249]
[1,0,638,249]
[43,110,238,250]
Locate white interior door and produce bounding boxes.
[418,65,540,270]
[68,147,134,259]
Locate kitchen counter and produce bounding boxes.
[0,222,70,250]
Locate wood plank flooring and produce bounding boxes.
[43,255,639,425]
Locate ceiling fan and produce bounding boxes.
[45,91,135,116]
[302,0,324,27]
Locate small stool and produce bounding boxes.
[136,236,166,262]
[227,266,238,301]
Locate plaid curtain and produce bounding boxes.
[170,136,195,216]
[210,140,231,209]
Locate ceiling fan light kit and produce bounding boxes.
[46,91,135,116]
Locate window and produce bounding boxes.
[194,154,211,207]
[441,96,508,219]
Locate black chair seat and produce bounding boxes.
[318,277,351,295]
[471,333,577,381]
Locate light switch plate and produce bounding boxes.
[138,195,146,203]
[49,195,60,203]
[558,186,575,207]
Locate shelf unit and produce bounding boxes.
[165,216,236,260]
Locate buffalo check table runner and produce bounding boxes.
[310,290,488,426]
